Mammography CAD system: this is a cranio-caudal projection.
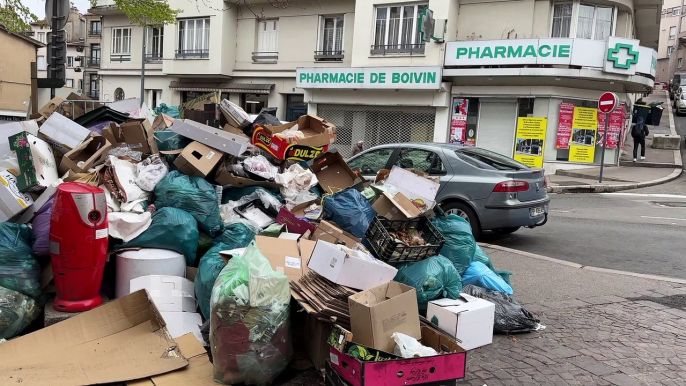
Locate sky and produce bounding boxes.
[25,0,91,19]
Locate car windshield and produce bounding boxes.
[455,148,529,171]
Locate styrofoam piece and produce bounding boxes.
[115,249,186,298]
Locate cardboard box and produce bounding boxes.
[372,191,421,220]
[58,133,111,175]
[120,119,158,155]
[0,170,34,221]
[384,166,440,213]
[130,275,197,313]
[174,141,224,177]
[0,290,188,385]
[0,120,39,159]
[307,240,397,291]
[9,131,59,193]
[348,281,421,352]
[39,96,66,118]
[254,235,316,282]
[304,314,334,372]
[171,119,249,157]
[215,162,283,188]
[276,207,317,235]
[103,122,126,147]
[127,333,215,386]
[313,220,361,248]
[310,152,361,194]
[38,112,92,157]
[17,184,57,224]
[329,326,466,386]
[65,92,102,119]
[252,114,336,161]
[426,294,496,350]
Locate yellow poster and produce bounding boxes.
[514,117,547,168]
[569,107,598,163]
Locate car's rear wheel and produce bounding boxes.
[441,201,482,240]
[493,227,521,235]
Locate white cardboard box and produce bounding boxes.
[426,294,495,350]
[38,112,91,157]
[385,166,440,212]
[170,119,249,157]
[130,275,196,312]
[0,120,39,159]
[0,171,34,222]
[307,240,397,291]
[160,311,204,344]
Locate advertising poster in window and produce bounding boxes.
[555,102,575,149]
[596,108,624,149]
[569,107,598,163]
[514,117,547,168]
[450,98,471,145]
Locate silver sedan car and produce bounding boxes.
[347,143,551,239]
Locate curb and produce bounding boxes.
[666,90,677,136]
[480,243,686,284]
[547,167,683,193]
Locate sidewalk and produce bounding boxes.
[462,245,686,386]
[549,91,682,194]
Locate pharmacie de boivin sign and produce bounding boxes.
[296,66,443,90]
[444,37,656,77]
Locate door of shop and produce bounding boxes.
[476,100,518,157]
[286,94,307,121]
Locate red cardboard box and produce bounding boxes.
[251,114,336,161]
[276,207,317,235]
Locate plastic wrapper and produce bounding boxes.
[220,99,253,130]
[394,255,462,314]
[431,214,476,276]
[462,284,540,334]
[474,244,513,286]
[135,154,168,191]
[221,186,283,204]
[118,207,199,265]
[108,146,143,162]
[276,164,318,210]
[462,261,513,295]
[210,243,292,385]
[31,198,54,256]
[0,223,40,299]
[392,332,438,358]
[252,107,281,128]
[153,103,180,118]
[108,211,152,242]
[243,155,279,181]
[323,188,376,238]
[155,171,223,237]
[220,189,282,233]
[0,285,40,339]
[102,156,149,203]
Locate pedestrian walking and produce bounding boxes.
[351,140,364,156]
[631,117,649,162]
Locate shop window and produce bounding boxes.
[243,94,267,114]
[372,3,427,55]
[348,147,394,175]
[518,98,535,117]
[450,97,479,146]
[550,2,615,40]
[394,148,446,175]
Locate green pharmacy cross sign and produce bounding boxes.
[607,43,639,69]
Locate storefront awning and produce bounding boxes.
[168,81,274,94]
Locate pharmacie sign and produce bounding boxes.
[296,66,443,90]
[445,38,656,77]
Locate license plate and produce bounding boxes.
[530,206,545,217]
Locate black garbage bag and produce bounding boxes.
[247,107,281,137]
[462,284,540,334]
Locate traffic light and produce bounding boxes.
[47,30,67,83]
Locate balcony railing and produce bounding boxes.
[252,51,278,63]
[88,58,101,67]
[175,49,209,59]
[88,29,101,36]
[111,55,131,62]
[314,50,344,61]
[145,53,163,62]
[370,43,425,56]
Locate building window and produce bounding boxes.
[114,88,125,101]
[146,27,164,61]
[254,20,279,62]
[669,46,676,56]
[66,79,74,88]
[576,4,613,40]
[67,56,74,68]
[680,58,684,68]
[671,26,677,40]
[372,3,427,55]
[177,18,210,58]
[78,79,83,92]
[316,16,344,60]
[112,28,132,55]
[674,7,681,16]
[37,32,46,43]
[90,21,101,35]
[551,3,573,38]
[147,89,162,109]
[89,43,101,66]
[37,55,46,70]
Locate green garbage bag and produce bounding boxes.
[394,255,462,315]
[153,103,180,118]
[431,214,476,276]
[154,129,190,165]
[474,244,513,286]
[0,285,39,339]
[213,223,256,247]
[118,208,200,266]
[155,171,223,237]
[0,223,40,299]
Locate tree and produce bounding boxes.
[89,0,179,27]
[0,0,38,34]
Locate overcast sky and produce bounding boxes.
[25,0,91,19]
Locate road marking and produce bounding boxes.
[603,193,686,199]
[641,216,686,221]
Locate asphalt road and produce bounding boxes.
[486,108,686,280]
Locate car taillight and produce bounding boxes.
[544,176,549,188]
[493,180,530,193]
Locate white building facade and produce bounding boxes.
[90,0,661,168]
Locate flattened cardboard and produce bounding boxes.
[174,141,224,177]
[348,281,421,353]
[171,119,249,156]
[304,314,333,372]
[312,220,360,248]
[0,170,34,222]
[127,333,215,386]
[160,311,203,344]
[0,290,188,385]
[58,133,111,174]
[385,166,440,213]
[372,191,421,220]
[426,294,496,350]
[38,112,91,157]
[310,152,360,194]
[276,207,317,235]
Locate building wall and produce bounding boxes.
[658,0,681,59]
[99,74,178,105]
[0,32,38,113]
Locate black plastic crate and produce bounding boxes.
[365,216,445,263]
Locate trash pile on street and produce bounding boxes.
[0,94,543,385]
